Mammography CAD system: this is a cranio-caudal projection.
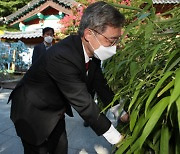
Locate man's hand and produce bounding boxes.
[111,135,125,154]
[116,135,124,146]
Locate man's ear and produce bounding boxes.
[83,28,92,42]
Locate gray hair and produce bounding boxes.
[78,1,125,37]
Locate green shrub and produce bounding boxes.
[103,1,180,153]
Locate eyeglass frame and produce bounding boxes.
[90,29,120,46]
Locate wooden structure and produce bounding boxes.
[152,0,180,13]
[0,0,80,45]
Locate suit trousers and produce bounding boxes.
[21,117,68,154]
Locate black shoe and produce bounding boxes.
[83,121,89,127]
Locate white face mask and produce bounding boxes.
[44,36,53,44]
[90,31,117,61]
[94,45,116,61]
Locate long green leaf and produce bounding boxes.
[162,50,179,73]
[128,102,164,153]
[116,137,134,154]
[150,43,162,64]
[146,139,159,153]
[139,96,170,148]
[157,79,174,97]
[126,109,159,153]
[132,97,162,138]
[128,81,145,111]
[166,57,180,72]
[112,3,142,11]
[145,20,153,49]
[155,141,160,154]
[144,53,153,70]
[176,97,180,133]
[125,98,163,153]
[145,72,173,115]
[129,61,139,85]
[168,69,180,112]
[153,129,161,145]
[155,18,180,24]
[146,65,159,79]
[133,93,149,111]
[160,124,169,154]
[174,68,180,87]
[134,149,141,154]
[119,114,146,153]
[130,108,139,132]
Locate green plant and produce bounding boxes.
[0,0,32,17]
[0,40,29,73]
[102,1,180,153]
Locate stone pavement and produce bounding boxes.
[0,88,113,154]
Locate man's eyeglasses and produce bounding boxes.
[91,29,120,46]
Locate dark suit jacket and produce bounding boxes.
[9,35,116,145]
[32,42,46,64]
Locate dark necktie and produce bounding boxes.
[85,62,89,71]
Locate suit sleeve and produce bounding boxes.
[46,56,111,136]
[92,62,118,107]
[32,45,41,64]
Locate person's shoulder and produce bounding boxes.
[51,35,81,53]
[58,34,81,46]
[34,42,45,48]
[49,35,83,59]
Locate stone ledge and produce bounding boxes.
[0,79,20,89]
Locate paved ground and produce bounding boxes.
[0,88,113,154]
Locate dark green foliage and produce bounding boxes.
[0,0,32,17]
[102,2,180,154]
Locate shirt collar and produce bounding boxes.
[82,43,91,63]
[44,42,52,48]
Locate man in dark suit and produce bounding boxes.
[32,27,54,64]
[9,1,126,154]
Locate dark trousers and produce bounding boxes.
[21,118,68,154]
